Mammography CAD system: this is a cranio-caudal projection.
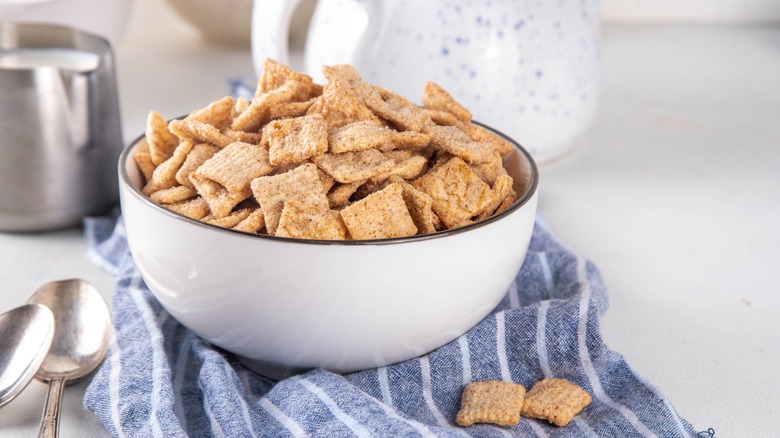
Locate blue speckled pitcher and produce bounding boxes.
[253,0,601,162]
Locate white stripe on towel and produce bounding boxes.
[419,356,450,426]
[576,256,657,438]
[108,331,127,438]
[458,336,472,385]
[258,398,308,437]
[377,366,393,406]
[508,282,521,308]
[222,361,258,438]
[298,378,372,437]
[172,332,191,429]
[203,392,226,438]
[371,393,439,437]
[495,312,512,381]
[538,252,554,298]
[537,298,598,438]
[535,301,553,377]
[527,419,550,437]
[128,277,166,438]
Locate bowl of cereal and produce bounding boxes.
[118,60,539,379]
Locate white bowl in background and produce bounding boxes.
[0,0,132,48]
[166,0,253,47]
[118,125,539,379]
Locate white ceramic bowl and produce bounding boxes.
[118,125,539,379]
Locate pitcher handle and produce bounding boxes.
[251,0,305,76]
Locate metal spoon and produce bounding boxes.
[27,279,111,438]
[0,304,55,407]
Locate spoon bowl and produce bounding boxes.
[0,304,54,408]
[27,279,111,437]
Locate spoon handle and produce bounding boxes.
[38,377,65,438]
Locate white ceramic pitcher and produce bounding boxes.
[252,0,601,163]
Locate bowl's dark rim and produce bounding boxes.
[118,120,539,246]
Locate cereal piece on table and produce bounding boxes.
[276,200,347,240]
[168,119,234,149]
[201,208,252,229]
[309,80,379,129]
[133,151,156,184]
[340,183,417,239]
[263,115,328,166]
[313,149,395,184]
[388,176,436,235]
[471,151,507,186]
[233,208,266,233]
[234,96,250,115]
[176,143,220,187]
[521,378,592,427]
[327,180,365,209]
[193,142,274,194]
[186,96,235,130]
[189,174,253,218]
[146,111,179,165]
[411,156,493,229]
[422,81,472,123]
[458,122,515,157]
[455,380,526,427]
[427,125,495,164]
[149,185,197,204]
[143,141,195,195]
[233,77,314,132]
[163,196,210,220]
[328,121,394,153]
[250,163,330,235]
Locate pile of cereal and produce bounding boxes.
[134,59,518,240]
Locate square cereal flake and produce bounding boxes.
[521,378,592,427]
[339,183,417,239]
[264,114,328,166]
[455,380,526,427]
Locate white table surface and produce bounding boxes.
[1,0,778,436]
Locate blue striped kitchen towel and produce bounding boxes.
[83,213,697,437]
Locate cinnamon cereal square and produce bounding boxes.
[422,81,472,123]
[145,111,179,165]
[193,142,274,193]
[455,380,526,427]
[264,114,328,166]
[339,183,417,239]
[250,163,330,235]
[175,143,220,188]
[313,149,395,184]
[521,378,592,427]
[275,201,347,240]
[411,156,493,228]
